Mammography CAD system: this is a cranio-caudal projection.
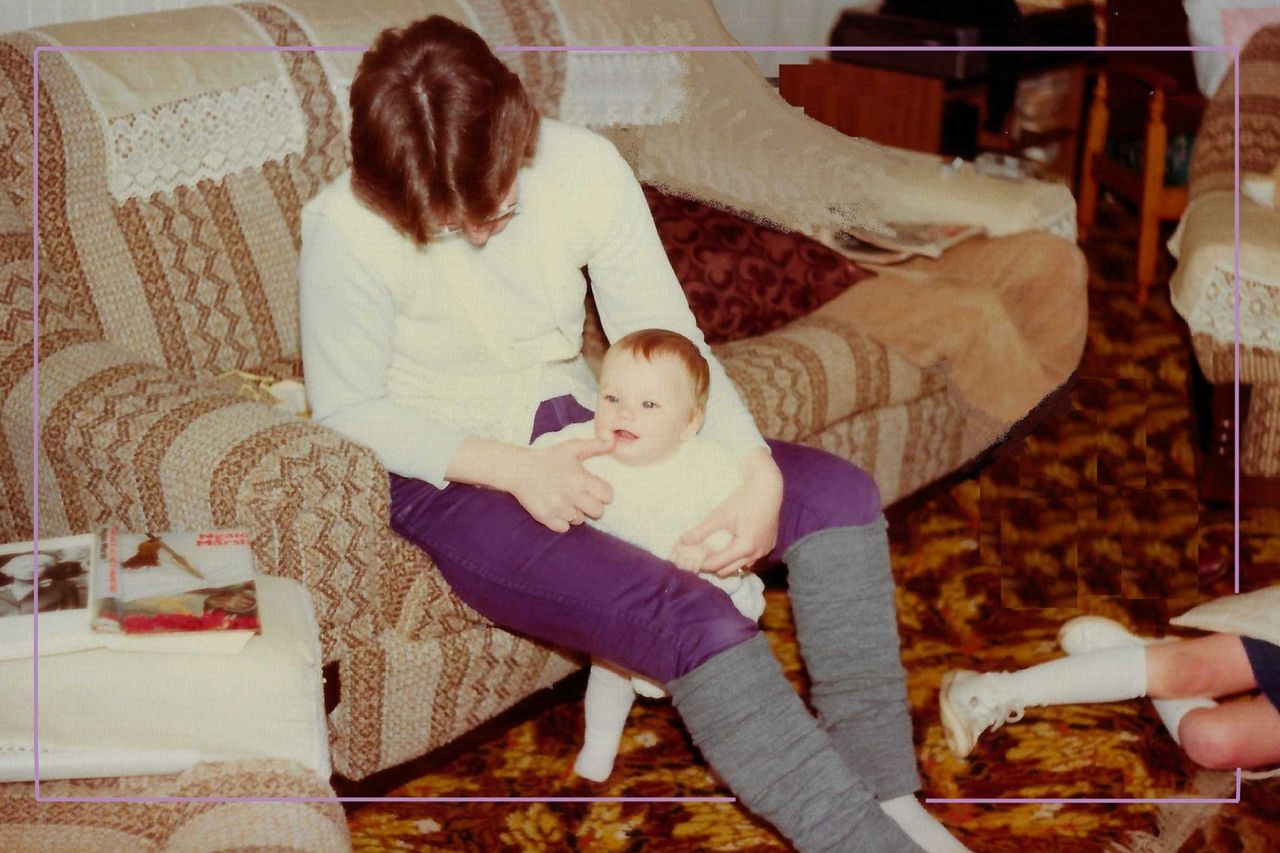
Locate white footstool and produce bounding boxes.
[0,575,330,781]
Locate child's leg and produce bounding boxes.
[1176,634,1280,769]
[943,633,1272,759]
[1058,616,1220,745]
[575,661,638,782]
[1144,634,1258,699]
[941,645,1150,756]
[1178,694,1280,770]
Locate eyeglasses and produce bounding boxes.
[435,200,520,238]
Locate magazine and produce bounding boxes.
[0,529,259,660]
[820,221,986,265]
[93,528,260,637]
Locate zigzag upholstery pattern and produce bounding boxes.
[0,0,624,780]
[1189,25,1280,196]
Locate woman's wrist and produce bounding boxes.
[741,446,783,493]
[445,436,529,493]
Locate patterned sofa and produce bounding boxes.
[0,0,1087,794]
[0,761,350,851]
[1169,24,1280,503]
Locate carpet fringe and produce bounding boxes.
[1108,769,1236,853]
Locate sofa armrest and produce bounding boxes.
[712,297,949,442]
[12,328,416,661]
[0,759,349,852]
[1188,24,1280,197]
[1168,190,1280,361]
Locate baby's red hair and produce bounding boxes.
[611,329,710,410]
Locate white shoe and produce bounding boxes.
[1057,615,1154,655]
[939,670,1027,758]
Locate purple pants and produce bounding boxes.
[390,396,882,683]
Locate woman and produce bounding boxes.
[299,16,967,853]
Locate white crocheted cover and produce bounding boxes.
[1173,259,1280,352]
[560,51,688,127]
[104,76,308,203]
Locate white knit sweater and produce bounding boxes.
[299,119,765,487]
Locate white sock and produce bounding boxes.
[879,794,972,853]
[1152,697,1218,745]
[574,662,636,782]
[1057,621,1219,745]
[631,674,667,699]
[995,645,1148,707]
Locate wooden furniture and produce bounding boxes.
[1077,0,1207,306]
[778,58,1089,185]
[778,60,978,156]
[1077,64,1205,305]
[1197,383,1280,507]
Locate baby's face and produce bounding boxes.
[594,349,703,466]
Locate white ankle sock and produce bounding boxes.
[997,645,1148,707]
[1153,697,1218,745]
[879,795,972,853]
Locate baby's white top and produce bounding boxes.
[532,421,741,558]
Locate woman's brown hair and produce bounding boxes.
[349,16,539,244]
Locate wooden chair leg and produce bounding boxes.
[1135,88,1169,307]
[1200,382,1245,504]
[1077,73,1108,236]
[1135,207,1160,306]
[1078,156,1100,237]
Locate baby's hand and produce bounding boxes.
[667,543,707,573]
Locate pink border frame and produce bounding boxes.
[28,41,1244,809]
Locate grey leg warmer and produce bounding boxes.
[784,517,921,800]
[669,633,925,853]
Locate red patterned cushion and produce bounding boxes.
[642,185,874,344]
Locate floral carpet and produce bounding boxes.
[346,200,1280,852]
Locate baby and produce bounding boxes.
[532,328,765,782]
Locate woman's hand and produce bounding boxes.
[505,438,615,532]
[679,447,783,577]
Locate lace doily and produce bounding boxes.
[1174,260,1280,351]
[106,76,308,203]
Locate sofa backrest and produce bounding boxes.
[4,0,1071,381]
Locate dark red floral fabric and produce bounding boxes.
[641,184,874,344]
